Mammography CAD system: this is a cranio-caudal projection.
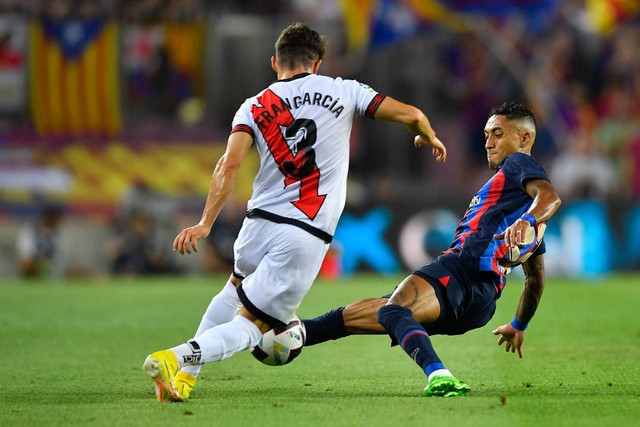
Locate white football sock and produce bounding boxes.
[172,315,262,367]
[194,280,242,334]
[181,280,241,377]
[428,368,453,382]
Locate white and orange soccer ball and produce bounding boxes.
[251,316,305,366]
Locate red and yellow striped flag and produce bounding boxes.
[586,0,640,35]
[338,0,375,51]
[29,18,121,137]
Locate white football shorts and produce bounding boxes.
[233,217,330,327]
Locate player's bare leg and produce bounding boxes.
[302,297,386,345]
[342,274,441,333]
[342,298,388,334]
[303,274,439,343]
[387,275,441,322]
[303,276,441,343]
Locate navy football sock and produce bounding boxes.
[302,308,347,346]
[377,304,444,377]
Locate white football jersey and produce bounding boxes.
[232,73,384,236]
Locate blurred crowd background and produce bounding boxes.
[0,0,639,279]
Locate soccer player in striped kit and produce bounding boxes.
[303,102,562,397]
[142,22,447,401]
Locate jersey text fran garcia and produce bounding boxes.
[231,73,384,237]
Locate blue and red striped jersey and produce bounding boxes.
[446,152,549,276]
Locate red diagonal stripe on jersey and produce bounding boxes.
[251,89,326,220]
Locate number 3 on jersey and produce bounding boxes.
[252,89,326,220]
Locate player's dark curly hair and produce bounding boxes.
[489,101,537,128]
[275,23,325,70]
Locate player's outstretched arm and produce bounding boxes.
[373,97,446,163]
[173,131,253,255]
[492,253,545,358]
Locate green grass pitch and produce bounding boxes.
[1,273,639,426]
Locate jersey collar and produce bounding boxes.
[277,73,311,83]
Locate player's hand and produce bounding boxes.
[494,219,531,247]
[173,223,210,255]
[414,135,447,163]
[492,323,525,358]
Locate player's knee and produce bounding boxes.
[377,304,412,329]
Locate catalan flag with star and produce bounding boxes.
[29,16,121,138]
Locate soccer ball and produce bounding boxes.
[500,222,547,267]
[251,316,305,366]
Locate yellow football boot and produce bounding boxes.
[173,371,197,400]
[142,350,183,402]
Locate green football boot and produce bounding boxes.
[423,375,470,397]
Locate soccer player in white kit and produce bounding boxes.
[143,22,447,402]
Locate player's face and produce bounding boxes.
[484,115,522,170]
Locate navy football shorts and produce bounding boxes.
[384,253,500,336]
